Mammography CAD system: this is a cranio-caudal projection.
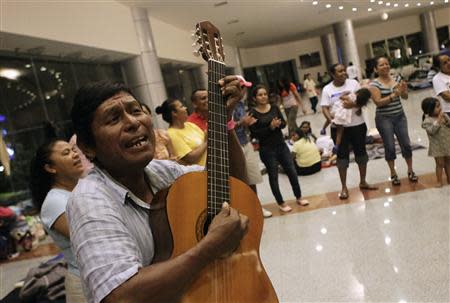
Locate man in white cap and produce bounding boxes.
[233,76,272,218]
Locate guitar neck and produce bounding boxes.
[207,59,229,218]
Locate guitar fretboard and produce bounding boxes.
[207,59,229,217]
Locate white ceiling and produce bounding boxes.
[119,0,450,47]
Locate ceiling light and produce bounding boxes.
[404,3,409,6]
[312,1,318,5]
[445,0,449,3]
[352,7,357,11]
[213,1,228,7]
[40,66,47,72]
[381,12,389,20]
[0,68,21,80]
[368,7,373,11]
[25,64,31,68]
[386,2,391,5]
[417,2,421,5]
[430,0,434,4]
[393,3,398,6]
[370,0,375,2]
[227,19,239,24]
[338,5,344,9]
[325,3,331,8]
[378,0,383,4]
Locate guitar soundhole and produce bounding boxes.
[195,209,211,242]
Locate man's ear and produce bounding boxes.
[77,141,96,161]
[44,164,56,174]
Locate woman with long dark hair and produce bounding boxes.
[369,56,417,186]
[30,139,85,303]
[249,84,309,212]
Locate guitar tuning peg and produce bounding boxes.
[191,33,198,41]
[192,42,198,48]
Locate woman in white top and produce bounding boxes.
[303,73,319,113]
[30,139,86,303]
[320,63,377,199]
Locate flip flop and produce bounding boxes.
[338,190,349,200]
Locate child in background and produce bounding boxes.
[421,97,450,187]
[331,88,371,153]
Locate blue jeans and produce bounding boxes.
[259,143,302,205]
[375,112,412,161]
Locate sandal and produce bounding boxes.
[391,175,401,186]
[296,198,310,206]
[338,190,349,200]
[408,172,418,182]
[278,204,292,213]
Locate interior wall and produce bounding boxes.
[1,0,140,55]
[149,17,238,68]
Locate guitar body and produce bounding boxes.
[152,171,278,303]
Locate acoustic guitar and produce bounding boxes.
[149,21,278,303]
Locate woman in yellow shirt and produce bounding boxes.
[155,98,207,166]
[291,128,322,176]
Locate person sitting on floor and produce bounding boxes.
[291,128,322,176]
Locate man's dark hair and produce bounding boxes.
[329,63,344,76]
[190,89,207,102]
[71,81,134,147]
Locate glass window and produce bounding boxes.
[161,63,200,113]
[437,26,449,50]
[0,53,124,198]
[406,32,425,56]
[32,59,78,122]
[244,60,297,93]
[387,36,406,59]
[372,40,388,57]
[299,52,321,69]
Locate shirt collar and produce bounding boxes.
[93,165,155,209]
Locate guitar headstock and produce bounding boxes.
[192,21,225,63]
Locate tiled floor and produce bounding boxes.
[1,88,448,302]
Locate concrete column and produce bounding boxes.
[234,47,244,76]
[320,33,339,68]
[420,11,440,54]
[333,19,362,79]
[122,7,167,128]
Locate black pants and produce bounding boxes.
[259,143,302,204]
[295,161,321,176]
[310,96,318,113]
[331,123,369,169]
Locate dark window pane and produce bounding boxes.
[32,59,78,122]
[372,40,388,57]
[244,60,296,93]
[387,36,406,58]
[406,32,425,56]
[299,52,321,68]
[437,26,449,49]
